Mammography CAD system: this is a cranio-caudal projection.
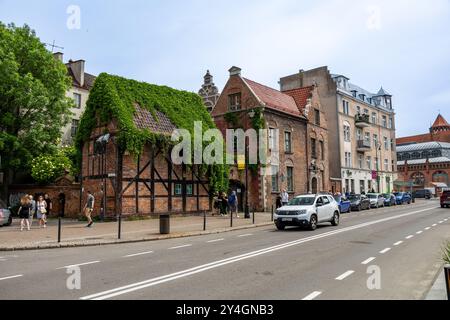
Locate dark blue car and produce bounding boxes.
[334,195,351,213]
[394,192,412,205]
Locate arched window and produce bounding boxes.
[412,152,421,159]
[431,150,442,158]
[411,172,425,186]
[403,153,411,160]
[421,151,431,159]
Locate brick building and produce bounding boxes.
[211,67,329,212]
[79,74,219,218]
[397,114,450,146]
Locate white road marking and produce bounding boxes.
[362,257,376,265]
[80,207,436,300]
[124,251,154,258]
[168,244,192,250]
[302,291,322,300]
[238,234,253,238]
[432,224,437,227]
[394,241,403,246]
[416,231,423,235]
[207,239,225,243]
[336,270,355,281]
[57,261,100,270]
[0,274,23,281]
[380,248,391,254]
[406,235,414,240]
[425,227,431,230]
[439,221,444,224]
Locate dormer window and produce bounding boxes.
[228,93,241,111]
[386,97,392,109]
[359,94,366,101]
[368,97,372,104]
[351,90,357,98]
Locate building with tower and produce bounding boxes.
[397,114,450,146]
[198,70,220,112]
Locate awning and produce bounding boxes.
[432,182,448,188]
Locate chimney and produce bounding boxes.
[53,52,64,62]
[228,66,242,77]
[69,59,85,87]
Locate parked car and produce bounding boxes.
[441,190,450,208]
[0,200,12,227]
[394,192,412,205]
[367,193,385,208]
[334,195,351,213]
[348,194,371,211]
[383,194,397,207]
[413,189,432,199]
[274,194,340,231]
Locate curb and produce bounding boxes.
[0,222,274,252]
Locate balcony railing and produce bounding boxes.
[355,113,370,127]
[357,140,372,152]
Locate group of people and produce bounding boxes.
[17,194,52,231]
[214,191,239,217]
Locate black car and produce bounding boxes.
[349,194,371,211]
[413,189,432,199]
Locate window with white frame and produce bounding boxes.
[343,125,351,142]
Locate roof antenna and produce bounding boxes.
[44,40,64,53]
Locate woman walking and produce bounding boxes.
[17,196,32,231]
[28,195,36,228]
[36,195,48,228]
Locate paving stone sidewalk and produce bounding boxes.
[0,212,273,251]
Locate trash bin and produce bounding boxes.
[160,214,170,234]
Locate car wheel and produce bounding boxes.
[276,223,285,231]
[331,212,340,226]
[309,215,318,231]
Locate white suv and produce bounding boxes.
[274,194,340,231]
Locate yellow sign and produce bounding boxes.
[237,155,246,170]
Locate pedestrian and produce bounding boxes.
[28,195,36,228]
[44,193,52,217]
[83,190,95,228]
[18,196,32,231]
[276,194,283,209]
[281,189,289,207]
[36,195,48,228]
[228,191,239,218]
[219,192,228,216]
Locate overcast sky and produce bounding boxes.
[1,0,450,137]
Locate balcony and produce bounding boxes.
[357,140,372,152]
[355,114,370,128]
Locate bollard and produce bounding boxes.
[203,211,206,231]
[230,210,233,228]
[252,207,255,225]
[271,205,274,222]
[118,214,122,240]
[445,264,450,301]
[160,214,170,234]
[57,217,62,243]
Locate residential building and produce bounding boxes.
[53,52,96,145]
[396,141,450,195]
[280,67,397,194]
[198,70,220,112]
[212,67,330,211]
[397,114,450,146]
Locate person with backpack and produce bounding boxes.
[228,191,239,218]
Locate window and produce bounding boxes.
[311,138,317,159]
[271,166,279,192]
[389,117,393,129]
[342,100,349,115]
[320,141,325,160]
[351,179,355,193]
[228,93,241,111]
[358,154,363,169]
[356,128,362,141]
[391,139,395,151]
[373,134,379,148]
[186,184,193,195]
[412,152,421,159]
[382,115,387,127]
[364,109,369,115]
[174,184,182,196]
[367,156,372,170]
[345,152,352,167]
[364,132,371,144]
[371,112,377,124]
[384,137,389,150]
[73,93,81,109]
[345,179,350,193]
[375,157,380,169]
[359,94,366,101]
[384,159,389,172]
[343,125,351,142]
[268,128,276,150]
[314,109,320,126]
[284,131,292,153]
[356,106,361,114]
[71,119,79,137]
[360,180,366,194]
[287,167,294,192]
[392,160,395,172]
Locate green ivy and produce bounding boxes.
[224,112,239,127]
[75,73,229,193]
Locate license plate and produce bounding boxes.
[282,218,293,222]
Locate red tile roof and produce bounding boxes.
[242,78,304,118]
[133,103,177,135]
[283,86,314,112]
[432,114,450,128]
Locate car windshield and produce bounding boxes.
[348,195,360,201]
[288,197,316,206]
[367,194,377,199]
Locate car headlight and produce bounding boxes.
[297,210,307,215]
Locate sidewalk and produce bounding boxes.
[0,212,273,251]
[425,268,449,300]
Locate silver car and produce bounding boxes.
[367,193,385,208]
[0,200,12,227]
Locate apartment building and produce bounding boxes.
[280,67,397,194]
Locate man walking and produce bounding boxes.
[84,191,95,228]
[281,189,289,207]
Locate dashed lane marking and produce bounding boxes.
[207,239,225,243]
[394,241,403,246]
[124,251,154,258]
[336,270,355,281]
[168,244,192,250]
[362,257,376,265]
[0,274,23,281]
[380,248,391,254]
[302,291,322,300]
[406,235,414,240]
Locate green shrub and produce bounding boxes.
[444,241,450,265]
[30,149,73,184]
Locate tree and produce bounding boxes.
[0,23,73,200]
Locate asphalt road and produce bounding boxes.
[0,200,449,300]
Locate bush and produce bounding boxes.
[444,241,450,265]
[31,148,73,184]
